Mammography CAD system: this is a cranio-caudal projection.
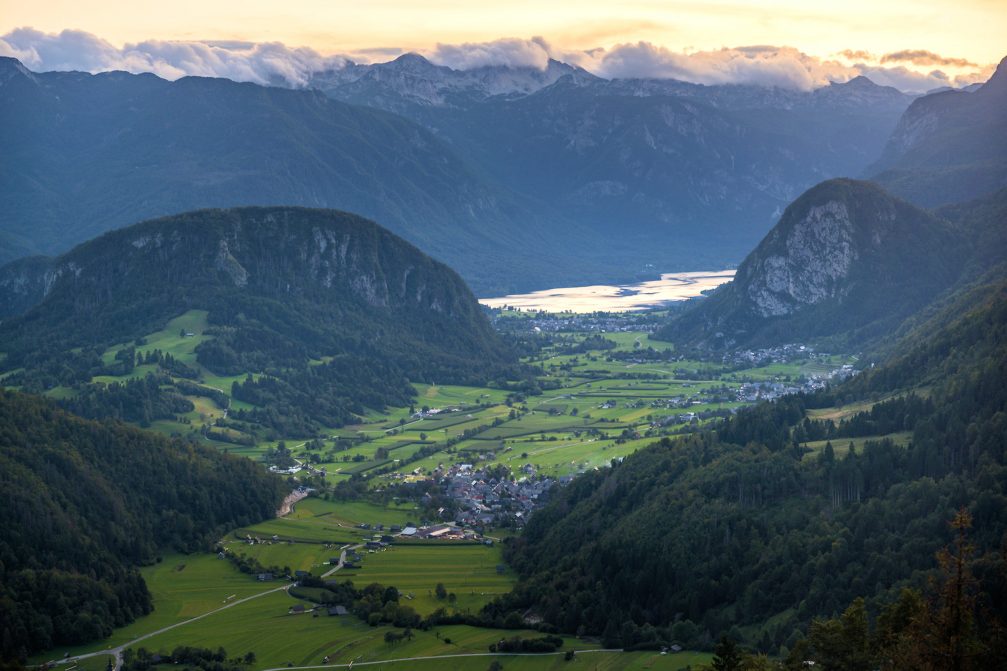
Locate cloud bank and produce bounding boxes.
[0,28,995,93]
[0,27,348,86]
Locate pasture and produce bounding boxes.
[342,543,515,614]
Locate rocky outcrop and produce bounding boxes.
[657,179,967,349]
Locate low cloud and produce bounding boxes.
[881,49,977,68]
[588,44,856,90]
[0,28,995,93]
[836,49,876,61]
[0,27,348,87]
[426,37,554,70]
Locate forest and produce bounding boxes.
[0,208,522,436]
[489,274,1007,657]
[0,391,286,660]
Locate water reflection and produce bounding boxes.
[480,270,736,313]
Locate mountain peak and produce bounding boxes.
[0,56,37,86]
[386,52,440,72]
[978,54,1007,95]
[842,75,878,88]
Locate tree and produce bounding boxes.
[712,636,744,671]
[808,598,872,671]
[435,583,447,600]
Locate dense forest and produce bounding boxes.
[490,273,1007,655]
[0,207,520,436]
[0,391,286,660]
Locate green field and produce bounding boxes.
[25,309,852,488]
[802,432,913,459]
[34,553,279,660]
[236,499,421,545]
[343,543,515,614]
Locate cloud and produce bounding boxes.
[425,37,554,70]
[586,44,858,90]
[578,42,992,92]
[0,28,995,93]
[835,49,876,61]
[881,49,977,68]
[0,27,348,86]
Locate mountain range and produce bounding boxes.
[1,54,923,294]
[312,54,917,266]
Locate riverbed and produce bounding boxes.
[479,269,736,313]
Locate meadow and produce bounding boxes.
[28,312,853,670]
[35,308,857,485]
[341,543,514,614]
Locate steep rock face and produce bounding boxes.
[744,199,873,316]
[2,207,489,331]
[0,255,53,318]
[870,55,1007,207]
[656,179,967,348]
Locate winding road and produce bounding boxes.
[54,584,291,671]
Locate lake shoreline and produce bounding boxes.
[479,269,736,313]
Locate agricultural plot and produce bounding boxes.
[236,498,420,544]
[129,591,588,670]
[342,543,515,615]
[346,650,715,671]
[33,553,274,660]
[801,432,913,459]
[32,309,845,487]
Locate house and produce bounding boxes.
[400,526,418,536]
[329,557,341,565]
[257,573,274,581]
[294,570,309,578]
[365,541,381,550]
[327,606,349,616]
[289,604,306,614]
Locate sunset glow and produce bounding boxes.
[2,0,1004,72]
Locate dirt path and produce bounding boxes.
[277,489,310,517]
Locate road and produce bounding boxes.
[54,585,291,671]
[261,649,625,670]
[50,546,626,671]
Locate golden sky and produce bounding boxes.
[1,0,1004,67]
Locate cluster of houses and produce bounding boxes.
[491,311,664,335]
[722,343,818,367]
[433,463,558,528]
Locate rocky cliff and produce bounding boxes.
[656,179,967,349]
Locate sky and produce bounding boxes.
[1,0,1004,91]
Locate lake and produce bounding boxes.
[480,269,736,313]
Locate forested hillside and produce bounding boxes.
[0,390,285,660]
[0,207,518,436]
[492,270,1007,656]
